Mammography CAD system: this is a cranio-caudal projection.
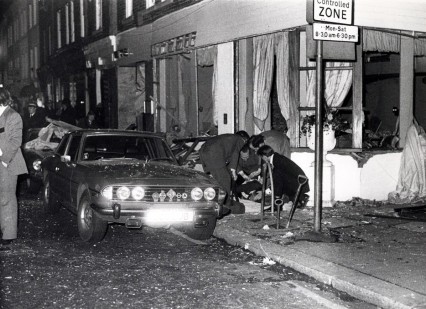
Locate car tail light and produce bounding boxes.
[203,187,216,201]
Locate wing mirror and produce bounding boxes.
[61,155,71,163]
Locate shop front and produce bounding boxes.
[115,0,426,203]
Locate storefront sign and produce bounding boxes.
[313,22,358,42]
[151,32,196,57]
[313,0,353,25]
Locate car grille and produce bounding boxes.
[112,186,214,203]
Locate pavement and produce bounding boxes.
[213,198,426,309]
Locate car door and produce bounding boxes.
[54,134,81,209]
[48,134,70,198]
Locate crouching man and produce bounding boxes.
[257,145,309,207]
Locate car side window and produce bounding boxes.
[56,134,70,156]
[67,135,82,161]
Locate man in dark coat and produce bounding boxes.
[77,110,99,129]
[199,131,249,195]
[58,99,77,126]
[23,102,47,131]
[0,87,28,250]
[257,145,309,203]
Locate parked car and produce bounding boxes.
[41,129,225,242]
[22,121,79,194]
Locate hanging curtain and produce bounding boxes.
[178,54,189,132]
[135,63,146,106]
[324,62,353,107]
[196,46,218,125]
[363,29,400,53]
[253,34,275,131]
[196,46,216,66]
[275,31,298,141]
[306,62,353,109]
[275,32,290,121]
[415,38,426,56]
[363,29,426,56]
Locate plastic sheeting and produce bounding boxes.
[388,123,426,204]
[24,121,80,151]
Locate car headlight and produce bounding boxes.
[191,187,203,201]
[101,186,113,200]
[203,187,216,201]
[132,186,145,200]
[33,159,42,171]
[116,186,131,200]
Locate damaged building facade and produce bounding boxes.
[2,0,426,204]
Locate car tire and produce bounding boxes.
[77,194,108,243]
[183,216,217,240]
[43,179,60,214]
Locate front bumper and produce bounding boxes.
[90,201,220,228]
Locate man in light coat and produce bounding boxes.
[249,130,291,158]
[0,87,28,250]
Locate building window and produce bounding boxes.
[34,46,38,71]
[7,26,12,46]
[21,52,25,79]
[146,0,155,9]
[24,10,28,34]
[80,0,85,38]
[297,30,356,149]
[48,26,52,55]
[95,0,102,30]
[14,19,18,42]
[57,10,62,49]
[33,0,37,25]
[70,1,75,42]
[125,0,133,18]
[29,4,33,28]
[30,48,34,78]
[65,4,70,45]
[70,81,77,106]
[20,12,24,37]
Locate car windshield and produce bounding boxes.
[81,135,175,162]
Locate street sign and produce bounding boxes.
[313,0,353,25]
[313,22,358,42]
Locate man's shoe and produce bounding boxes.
[220,206,231,217]
[297,194,309,208]
[0,239,13,251]
[228,202,245,214]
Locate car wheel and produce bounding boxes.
[183,216,217,240]
[77,194,108,243]
[43,179,59,214]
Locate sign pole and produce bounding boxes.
[314,39,324,232]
